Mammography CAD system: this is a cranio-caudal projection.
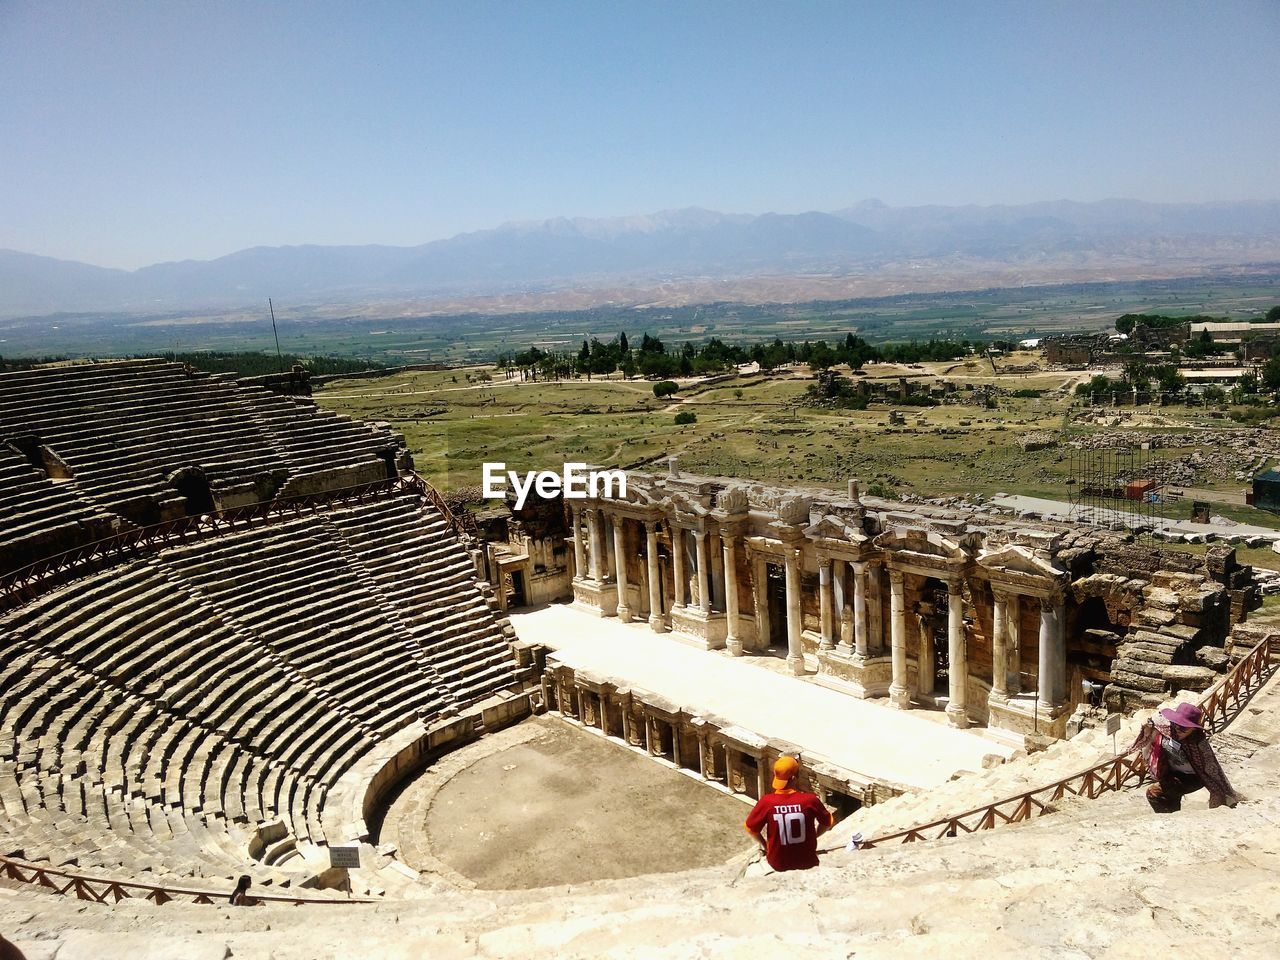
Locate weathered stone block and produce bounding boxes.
[1143,587,1180,611]
[1177,590,1216,614]
[1135,608,1177,627]
[1118,643,1176,665]
[1162,664,1218,692]
[1130,630,1183,650]
[1111,669,1166,693]
[1156,623,1201,642]
[1113,657,1168,680]
[1194,646,1230,670]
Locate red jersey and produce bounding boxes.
[744,790,832,872]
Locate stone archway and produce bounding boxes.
[167,465,214,515]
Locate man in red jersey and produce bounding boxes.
[744,755,832,871]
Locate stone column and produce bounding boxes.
[868,564,885,655]
[752,553,770,650]
[991,588,1009,700]
[1038,593,1066,710]
[784,548,804,676]
[722,533,742,655]
[916,611,934,698]
[834,561,853,652]
[1008,593,1022,695]
[646,521,665,632]
[620,700,634,745]
[709,533,725,612]
[755,757,769,800]
[888,569,911,708]
[946,578,969,728]
[571,506,585,579]
[672,527,687,608]
[539,670,554,713]
[818,558,835,651]
[588,509,604,582]
[613,517,631,622]
[695,530,711,614]
[852,561,869,658]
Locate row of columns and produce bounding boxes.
[572,504,744,644]
[571,505,1070,723]
[882,570,1068,722]
[815,558,885,659]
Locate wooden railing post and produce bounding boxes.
[861,633,1278,849]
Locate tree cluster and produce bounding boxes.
[1074,360,1186,400]
[496,331,978,382]
[1116,305,1280,336]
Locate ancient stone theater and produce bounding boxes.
[2,358,1279,959]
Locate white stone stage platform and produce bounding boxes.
[510,604,1017,790]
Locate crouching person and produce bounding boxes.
[744,756,833,871]
[1132,702,1238,813]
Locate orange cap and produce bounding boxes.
[772,755,799,790]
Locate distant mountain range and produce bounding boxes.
[3,198,1280,317]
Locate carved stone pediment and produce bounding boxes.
[977,543,1065,579]
[610,481,664,508]
[714,484,750,515]
[804,514,867,546]
[777,494,812,527]
[661,489,710,520]
[873,525,971,562]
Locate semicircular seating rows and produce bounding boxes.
[0,358,409,568]
[0,361,523,895]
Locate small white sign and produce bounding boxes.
[1106,713,1122,736]
[329,845,361,869]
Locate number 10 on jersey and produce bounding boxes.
[771,811,806,845]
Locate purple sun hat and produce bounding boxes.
[1160,702,1204,729]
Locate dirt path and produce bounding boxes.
[1174,485,1247,506]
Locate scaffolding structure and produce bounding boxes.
[1066,444,1173,537]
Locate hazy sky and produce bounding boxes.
[2,0,1278,269]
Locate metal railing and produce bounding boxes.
[0,856,375,905]
[860,634,1280,849]
[0,471,467,612]
[411,475,478,540]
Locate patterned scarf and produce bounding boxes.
[1131,717,1237,806]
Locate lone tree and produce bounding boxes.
[653,380,679,399]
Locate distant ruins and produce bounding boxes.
[480,459,1259,745]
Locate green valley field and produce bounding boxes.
[314,354,1280,549]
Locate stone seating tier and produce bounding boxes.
[0,492,519,886]
[0,448,118,570]
[823,710,1152,850]
[0,359,404,530]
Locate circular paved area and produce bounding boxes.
[416,717,751,889]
